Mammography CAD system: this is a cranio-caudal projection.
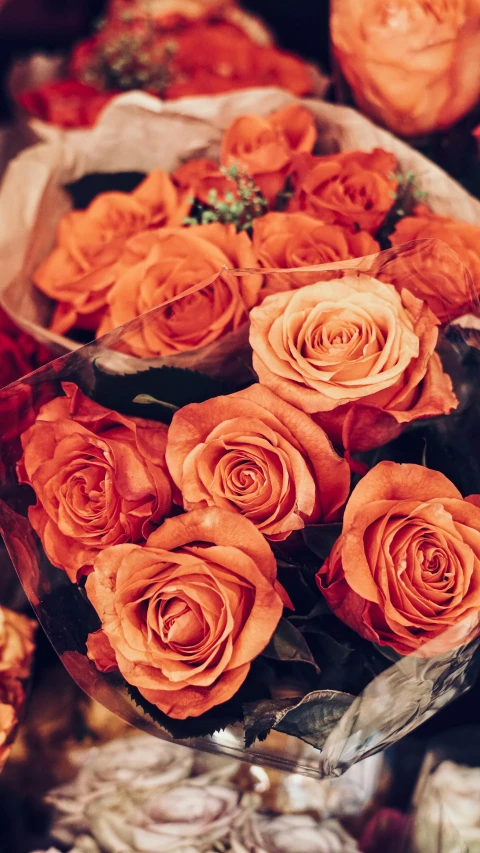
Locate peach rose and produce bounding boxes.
[34,171,192,335]
[96,223,262,357]
[173,157,233,207]
[390,209,480,322]
[219,104,317,203]
[249,275,458,454]
[288,150,398,235]
[0,607,36,680]
[86,507,284,718]
[331,0,480,137]
[165,384,350,540]
[18,383,172,582]
[316,462,480,655]
[174,105,316,206]
[252,212,379,294]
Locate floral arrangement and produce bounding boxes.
[32,733,364,852]
[0,206,479,768]
[330,0,480,138]
[28,100,480,358]
[14,0,318,129]
[0,606,36,772]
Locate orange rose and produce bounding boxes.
[316,462,480,655]
[96,223,262,358]
[220,104,317,203]
[165,384,350,540]
[174,105,316,206]
[86,508,284,718]
[252,212,380,295]
[249,275,458,455]
[0,607,36,681]
[288,150,398,235]
[390,209,480,322]
[173,158,232,207]
[18,383,172,582]
[33,170,192,335]
[331,0,480,137]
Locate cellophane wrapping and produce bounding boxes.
[1,241,480,778]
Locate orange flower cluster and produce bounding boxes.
[20,248,466,718]
[17,0,314,128]
[34,103,413,355]
[33,102,480,352]
[0,607,36,772]
[18,102,480,727]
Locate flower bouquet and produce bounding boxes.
[8,0,326,141]
[1,232,480,777]
[2,88,480,358]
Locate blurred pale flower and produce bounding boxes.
[230,814,360,853]
[48,734,194,845]
[86,780,246,853]
[413,760,480,853]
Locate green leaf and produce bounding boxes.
[243,690,354,749]
[132,394,179,411]
[91,362,235,424]
[262,618,320,673]
[302,523,342,562]
[289,599,332,623]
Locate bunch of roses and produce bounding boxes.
[32,102,480,355]
[19,232,480,727]
[16,0,315,129]
[36,731,360,853]
[0,605,36,772]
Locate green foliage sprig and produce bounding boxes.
[184,164,268,232]
[81,14,177,94]
[388,170,429,219]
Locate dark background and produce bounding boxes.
[0,0,332,119]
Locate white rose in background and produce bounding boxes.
[85,781,246,853]
[412,760,480,853]
[231,814,360,853]
[48,734,194,845]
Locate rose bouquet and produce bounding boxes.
[9,0,324,137]
[1,230,480,778]
[2,89,480,358]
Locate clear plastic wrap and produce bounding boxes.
[1,240,480,779]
